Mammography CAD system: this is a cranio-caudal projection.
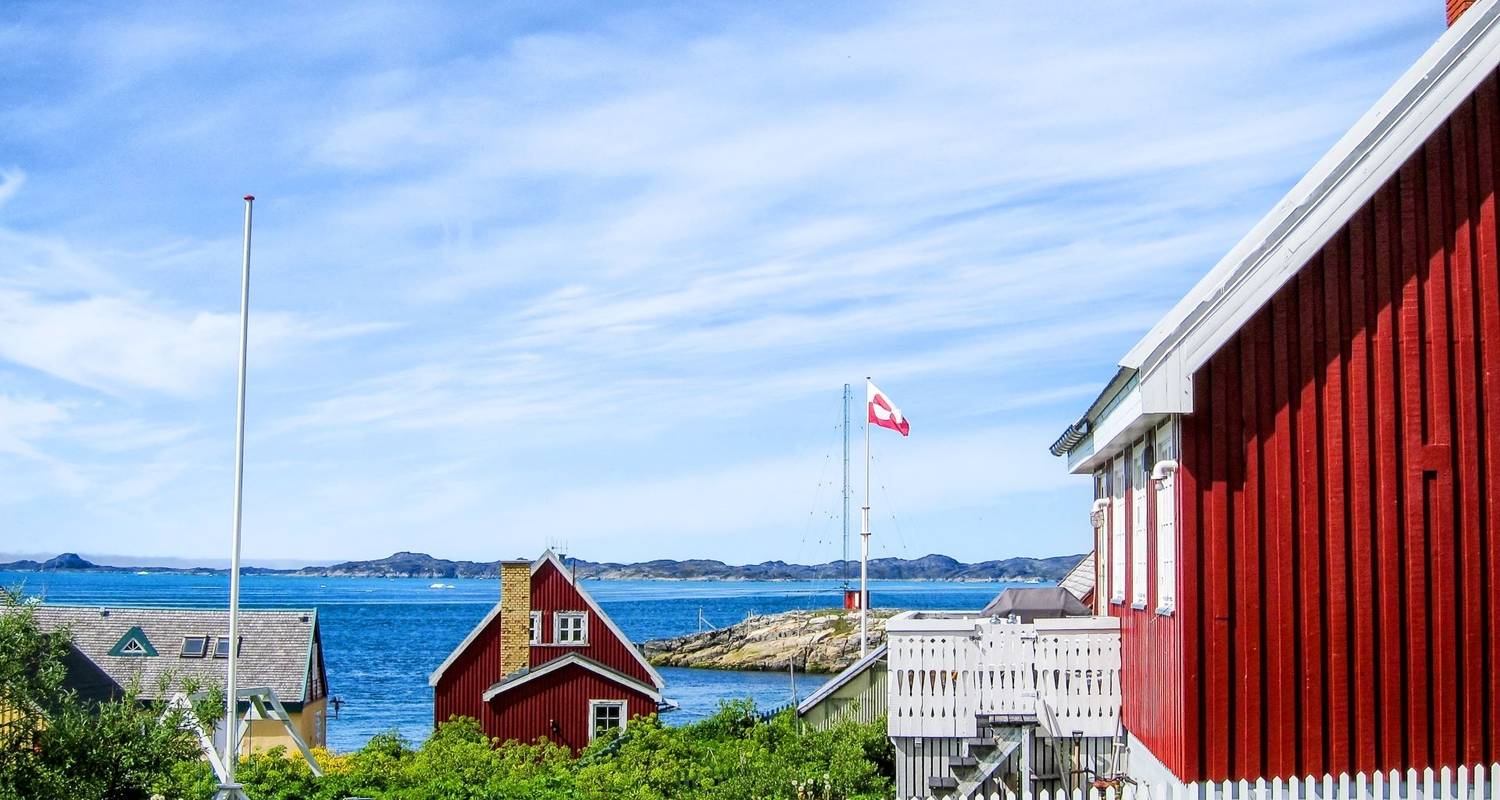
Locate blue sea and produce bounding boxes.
[0,571,1014,752]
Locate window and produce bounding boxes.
[555,612,588,645]
[1110,455,1126,604]
[1092,470,1109,612]
[1130,439,1152,609]
[108,626,158,657]
[213,636,240,659]
[529,611,543,645]
[181,636,208,658]
[589,700,625,740]
[1154,422,1178,615]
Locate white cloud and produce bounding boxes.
[0,1,1443,561]
[0,169,23,209]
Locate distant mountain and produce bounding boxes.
[0,550,1087,583]
[0,552,285,576]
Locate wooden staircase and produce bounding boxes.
[926,713,1037,799]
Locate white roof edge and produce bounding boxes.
[1060,0,1500,449]
[480,653,663,703]
[796,644,887,715]
[537,550,667,690]
[428,601,502,687]
[429,550,666,690]
[1129,0,1500,378]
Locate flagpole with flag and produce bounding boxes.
[861,378,870,657]
[216,195,254,800]
[861,378,909,657]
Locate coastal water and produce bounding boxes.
[1,571,1016,751]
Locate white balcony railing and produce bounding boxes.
[886,612,1121,739]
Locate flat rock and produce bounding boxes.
[643,608,901,673]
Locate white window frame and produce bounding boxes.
[1092,470,1109,614]
[554,611,588,645]
[1110,454,1126,605]
[588,699,626,740]
[1154,422,1178,616]
[529,611,543,645]
[1130,440,1150,610]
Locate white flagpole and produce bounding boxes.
[860,377,871,657]
[218,195,254,800]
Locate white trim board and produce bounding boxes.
[428,550,667,690]
[1059,0,1500,471]
[481,653,663,704]
[534,550,666,690]
[796,643,886,715]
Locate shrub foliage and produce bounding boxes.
[2,592,893,799]
[221,702,893,800]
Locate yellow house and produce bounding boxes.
[26,605,330,754]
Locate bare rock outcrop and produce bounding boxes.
[643,608,901,673]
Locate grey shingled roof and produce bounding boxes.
[21,605,321,704]
[1059,552,1095,601]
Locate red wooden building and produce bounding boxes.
[428,551,666,751]
[1052,0,1500,787]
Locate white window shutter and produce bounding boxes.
[1130,441,1148,609]
[1110,455,1126,604]
[1154,423,1177,614]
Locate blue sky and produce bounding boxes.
[0,2,1443,566]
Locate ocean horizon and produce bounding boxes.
[2,570,1018,751]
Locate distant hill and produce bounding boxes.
[0,550,1086,583]
[0,552,293,576]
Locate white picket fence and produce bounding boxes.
[903,764,1500,800]
[887,612,1121,739]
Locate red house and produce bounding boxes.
[428,551,666,751]
[1053,0,1500,788]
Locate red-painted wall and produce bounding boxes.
[485,663,657,752]
[433,558,658,748]
[528,566,654,685]
[1174,71,1500,782]
[1101,430,1193,782]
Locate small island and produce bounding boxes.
[644,608,904,673]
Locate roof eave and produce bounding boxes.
[796,644,887,715]
[1053,0,1500,466]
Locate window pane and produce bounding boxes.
[593,703,623,734]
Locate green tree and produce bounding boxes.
[0,594,223,800]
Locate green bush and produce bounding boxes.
[0,595,223,800]
[225,702,891,800]
[2,592,892,800]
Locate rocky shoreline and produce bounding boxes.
[643,608,903,673]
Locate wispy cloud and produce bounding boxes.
[0,1,1442,561]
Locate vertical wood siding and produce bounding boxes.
[486,665,656,753]
[529,566,655,685]
[1109,423,1188,782]
[433,608,506,728]
[1176,73,1500,783]
[433,559,657,746]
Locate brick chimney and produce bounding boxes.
[498,560,532,677]
[1450,0,1477,26]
